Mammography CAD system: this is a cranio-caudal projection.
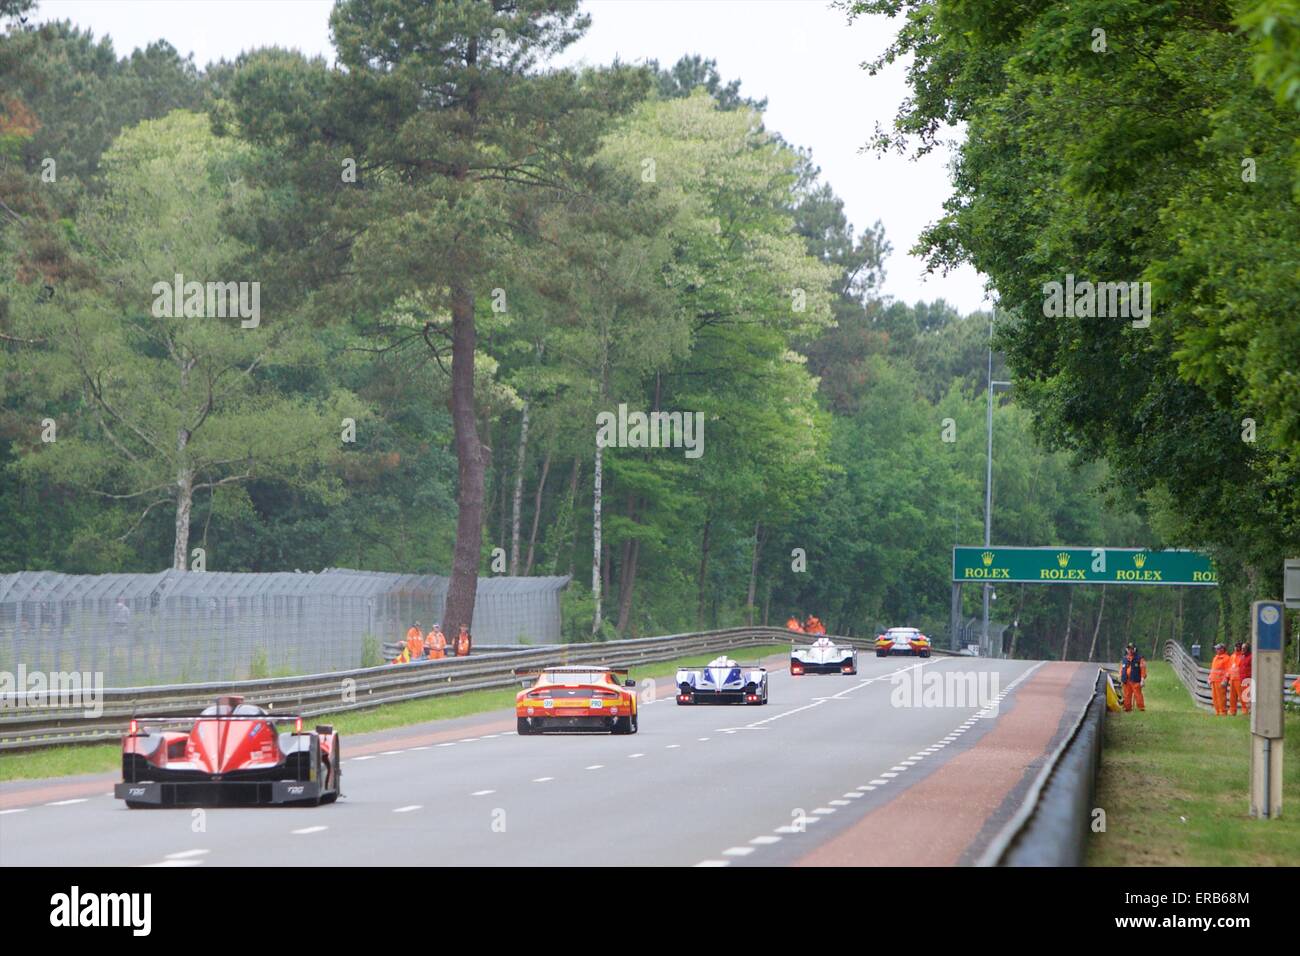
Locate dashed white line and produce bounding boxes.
[144,859,203,867]
[812,807,836,815]
[666,744,680,749]
[750,836,782,845]
[292,826,328,835]
[165,849,209,859]
[584,765,603,771]
[0,808,27,815]
[695,860,731,867]
[471,789,496,796]
[380,750,403,756]
[532,777,554,783]
[628,753,645,758]
[393,805,422,813]
[46,798,87,806]
[722,846,755,857]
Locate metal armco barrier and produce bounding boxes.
[1163,639,1298,711]
[980,668,1106,866]
[0,628,945,752]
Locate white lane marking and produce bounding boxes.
[697,737,710,741]
[532,777,554,783]
[666,744,680,749]
[292,826,328,835]
[628,753,645,759]
[380,750,403,756]
[410,746,430,751]
[869,778,889,785]
[829,799,850,806]
[471,789,496,796]
[104,792,114,797]
[481,734,499,739]
[774,825,802,834]
[585,765,604,771]
[722,846,755,857]
[144,859,203,867]
[352,755,376,761]
[889,766,908,772]
[812,807,836,815]
[881,772,899,779]
[46,798,87,806]
[843,792,864,799]
[695,860,731,867]
[165,849,209,859]
[393,805,422,813]
[436,743,456,748]
[859,785,878,791]
[0,808,28,815]
[900,759,918,766]
[750,835,782,845]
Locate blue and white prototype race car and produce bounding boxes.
[790,637,858,676]
[676,656,769,705]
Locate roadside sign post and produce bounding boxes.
[1249,600,1284,819]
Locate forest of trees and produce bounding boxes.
[1,0,1253,660]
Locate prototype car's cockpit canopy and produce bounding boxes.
[199,696,267,717]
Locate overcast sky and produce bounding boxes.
[39,0,988,313]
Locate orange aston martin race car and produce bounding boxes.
[516,665,639,735]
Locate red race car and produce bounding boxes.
[516,666,639,735]
[114,695,341,808]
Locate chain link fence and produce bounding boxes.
[0,569,570,687]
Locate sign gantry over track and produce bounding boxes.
[949,546,1218,656]
[952,546,1217,587]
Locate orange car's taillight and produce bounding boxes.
[294,717,303,733]
[129,719,138,735]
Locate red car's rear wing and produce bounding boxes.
[126,713,307,734]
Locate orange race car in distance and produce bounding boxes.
[516,665,639,735]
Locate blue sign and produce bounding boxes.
[1254,601,1283,651]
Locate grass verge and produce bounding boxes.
[1087,660,1300,866]
[0,643,789,783]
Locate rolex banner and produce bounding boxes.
[952,547,1217,586]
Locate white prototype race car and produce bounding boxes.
[676,656,769,704]
[789,637,858,676]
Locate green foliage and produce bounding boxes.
[852,0,1300,637]
[0,11,1205,662]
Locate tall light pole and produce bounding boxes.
[983,313,1011,657]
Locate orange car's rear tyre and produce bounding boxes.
[517,717,539,735]
[612,714,637,734]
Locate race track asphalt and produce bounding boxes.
[0,654,1094,867]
